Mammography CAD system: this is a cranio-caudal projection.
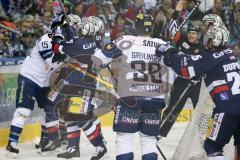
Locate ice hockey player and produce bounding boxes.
[104,13,169,160]
[156,25,240,160]
[160,23,203,137]
[160,12,229,137]
[5,24,61,157]
[50,15,108,160]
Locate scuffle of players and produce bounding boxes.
[4,7,240,160]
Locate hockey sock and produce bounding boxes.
[116,132,134,160]
[40,122,48,141]
[83,119,104,147]
[142,153,158,160]
[66,125,80,148]
[9,108,31,144]
[116,152,134,160]
[59,119,67,141]
[46,120,59,140]
[140,132,158,160]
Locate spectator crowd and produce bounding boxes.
[0,0,240,59]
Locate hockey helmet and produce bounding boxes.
[203,26,230,48]
[81,19,96,37]
[135,13,153,35]
[68,14,83,30]
[187,24,201,33]
[86,16,104,33]
[202,14,224,29]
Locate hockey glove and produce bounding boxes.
[52,53,66,63]
[155,43,175,57]
[51,15,65,30]
[156,43,177,67]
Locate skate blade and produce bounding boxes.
[4,150,18,159]
[37,147,62,156]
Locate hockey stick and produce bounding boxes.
[57,0,78,37]
[156,144,167,160]
[159,81,192,137]
[171,0,201,37]
[67,63,116,90]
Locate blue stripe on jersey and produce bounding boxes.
[39,49,53,60]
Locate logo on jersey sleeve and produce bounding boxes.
[105,43,113,51]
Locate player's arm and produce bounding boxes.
[168,0,187,43]
[156,44,231,79]
[92,41,122,67]
[35,35,60,70]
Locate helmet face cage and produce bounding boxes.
[81,20,96,37]
[204,26,230,48]
[202,14,224,30]
[135,13,153,35]
[86,16,104,33]
[68,14,83,30]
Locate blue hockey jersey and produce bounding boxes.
[167,48,240,114]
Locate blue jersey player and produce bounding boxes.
[51,15,108,160]
[156,25,240,160]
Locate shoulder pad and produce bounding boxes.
[102,42,122,59]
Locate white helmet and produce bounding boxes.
[81,20,96,36]
[86,16,104,33]
[204,26,230,47]
[68,14,82,29]
[202,14,224,28]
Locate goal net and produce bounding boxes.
[172,80,235,160]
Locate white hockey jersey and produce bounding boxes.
[114,35,173,99]
[20,34,60,87]
[93,35,174,99]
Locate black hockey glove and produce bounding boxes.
[156,43,177,67]
[155,43,175,57]
[52,53,66,63]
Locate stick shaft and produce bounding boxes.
[172,0,201,37]
[68,63,115,89]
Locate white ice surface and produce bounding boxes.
[0,123,187,160]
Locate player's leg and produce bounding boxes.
[35,87,61,152]
[116,132,135,160]
[59,118,67,144]
[204,112,240,160]
[140,98,165,160]
[113,99,141,160]
[35,117,49,149]
[139,133,158,160]
[57,121,81,158]
[6,75,36,155]
[82,117,107,160]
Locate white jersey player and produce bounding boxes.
[5,32,61,156]
[20,34,59,87]
[93,13,171,160]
